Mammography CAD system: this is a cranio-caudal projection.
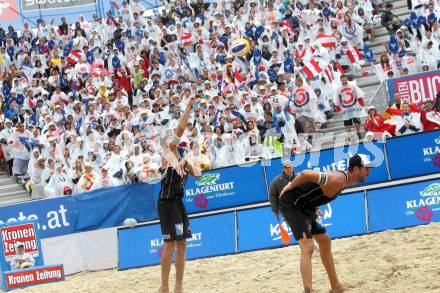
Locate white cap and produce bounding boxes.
[349,154,375,169]
[367,105,376,111]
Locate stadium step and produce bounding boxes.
[308,0,412,152]
[0,193,32,206]
[0,183,27,193]
[0,170,31,206]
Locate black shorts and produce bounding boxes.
[158,199,192,242]
[279,201,326,241]
[343,118,361,126]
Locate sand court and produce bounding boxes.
[21,222,440,293]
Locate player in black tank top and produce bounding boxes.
[157,96,202,293]
[159,167,188,201]
[281,170,349,211]
[278,154,373,293]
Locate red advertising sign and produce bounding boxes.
[4,265,64,288]
[390,71,440,104]
[0,223,39,260]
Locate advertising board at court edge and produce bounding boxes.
[149,232,204,255]
[405,183,440,214]
[4,265,64,289]
[185,173,235,202]
[423,135,440,164]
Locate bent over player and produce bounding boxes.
[279,154,373,293]
[158,96,202,293]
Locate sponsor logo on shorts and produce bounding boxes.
[175,223,184,236]
[405,183,440,220]
[162,234,171,240]
[306,220,312,233]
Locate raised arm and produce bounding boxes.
[171,95,197,145]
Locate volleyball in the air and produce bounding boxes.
[230,38,251,57]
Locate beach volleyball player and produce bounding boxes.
[158,96,202,293]
[279,154,373,293]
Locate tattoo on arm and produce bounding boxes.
[318,172,328,186]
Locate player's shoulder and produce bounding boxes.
[326,170,348,184]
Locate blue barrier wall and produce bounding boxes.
[184,162,268,214]
[0,183,156,239]
[1,129,440,242]
[118,179,439,270]
[368,179,440,232]
[265,142,388,186]
[118,212,236,269]
[237,192,366,252]
[387,130,440,180]
[237,206,296,252]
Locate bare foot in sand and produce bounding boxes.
[329,283,348,293]
[158,286,169,293]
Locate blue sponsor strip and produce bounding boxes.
[0,183,156,239]
[265,142,387,186]
[237,206,296,252]
[183,162,268,214]
[73,183,157,231]
[386,130,440,179]
[368,179,440,232]
[117,212,236,269]
[237,192,366,252]
[320,192,367,238]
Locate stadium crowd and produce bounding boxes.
[0,0,439,197]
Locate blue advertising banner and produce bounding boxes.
[183,163,268,214]
[237,206,296,252]
[118,212,236,269]
[237,192,366,252]
[0,183,157,239]
[368,179,440,232]
[73,183,156,231]
[385,70,440,105]
[386,130,440,179]
[319,192,367,238]
[265,142,387,186]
